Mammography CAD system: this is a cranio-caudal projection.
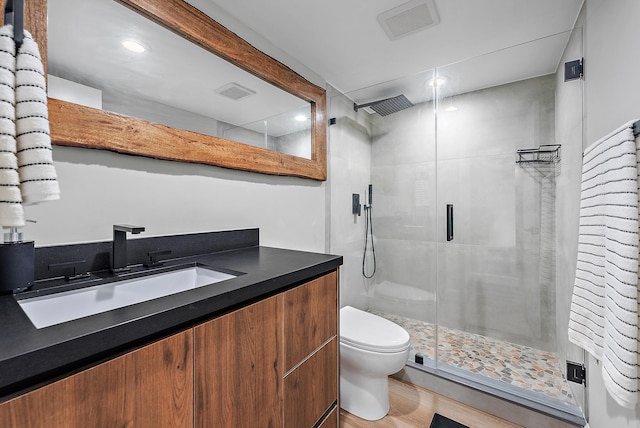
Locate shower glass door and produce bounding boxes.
[355,68,439,366]
[433,32,585,413]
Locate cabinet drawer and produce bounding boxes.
[284,338,338,428]
[283,271,338,372]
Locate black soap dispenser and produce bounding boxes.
[0,227,34,294]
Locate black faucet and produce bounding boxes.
[112,224,145,273]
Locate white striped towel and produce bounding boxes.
[568,120,640,408]
[15,30,60,205]
[0,25,24,227]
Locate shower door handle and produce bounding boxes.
[446,204,453,241]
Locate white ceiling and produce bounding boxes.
[201,0,584,104]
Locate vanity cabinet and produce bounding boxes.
[0,270,339,428]
[194,295,282,427]
[283,271,339,427]
[0,330,193,428]
[196,270,339,428]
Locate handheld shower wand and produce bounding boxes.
[362,184,376,279]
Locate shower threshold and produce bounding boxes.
[370,310,586,426]
[398,362,585,427]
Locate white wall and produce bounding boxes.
[24,146,325,251]
[585,0,640,145]
[583,0,640,427]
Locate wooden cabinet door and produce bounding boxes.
[194,295,282,428]
[284,338,338,428]
[283,271,338,372]
[0,330,193,428]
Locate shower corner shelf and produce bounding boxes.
[516,144,561,164]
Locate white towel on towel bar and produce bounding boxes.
[568,120,640,408]
[0,25,24,227]
[15,30,59,205]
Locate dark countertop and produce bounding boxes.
[0,244,342,399]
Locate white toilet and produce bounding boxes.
[339,306,411,421]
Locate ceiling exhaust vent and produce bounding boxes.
[378,0,440,41]
[215,82,256,101]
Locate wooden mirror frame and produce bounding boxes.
[26,0,327,180]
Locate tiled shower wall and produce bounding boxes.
[369,100,437,324]
[328,86,373,309]
[369,75,558,351]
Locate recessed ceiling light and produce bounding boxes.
[295,114,307,122]
[122,39,147,53]
[428,76,446,87]
[445,106,458,112]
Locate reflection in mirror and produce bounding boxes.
[222,105,312,158]
[47,0,312,159]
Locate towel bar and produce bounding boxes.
[3,0,23,47]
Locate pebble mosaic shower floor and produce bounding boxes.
[369,310,575,404]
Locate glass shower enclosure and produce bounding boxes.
[342,31,586,422]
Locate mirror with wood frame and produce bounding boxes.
[25,0,327,180]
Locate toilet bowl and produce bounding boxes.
[339,306,411,421]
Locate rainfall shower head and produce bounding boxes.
[354,94,414,117]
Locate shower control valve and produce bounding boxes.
[352,194,361,216]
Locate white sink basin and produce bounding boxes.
[17,266,236,329]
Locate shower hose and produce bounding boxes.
[362,203,376,279]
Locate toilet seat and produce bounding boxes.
[340,306,411,353]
